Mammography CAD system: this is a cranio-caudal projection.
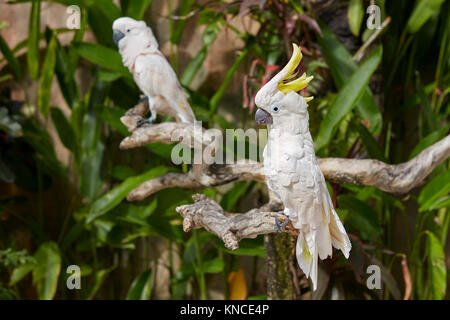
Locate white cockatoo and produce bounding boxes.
[254,44,351,290]
[112,17,196,126]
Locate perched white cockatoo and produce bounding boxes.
[112,17,196,126]
[254,44,351,290]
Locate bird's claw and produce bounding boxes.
[275,211,290,233]
[136,117,154,128]
[137,96,149,104]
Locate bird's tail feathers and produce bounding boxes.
[296,231,318,290]
[295,195,351,291]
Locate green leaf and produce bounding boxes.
[27,0,40,80]
[418,170,450,212]
[348,0,364,36]
[425,231,446,299]
[38,34,57,117]
[50,107,76,152]
[9,262,35,286]
[55,39,80,107]
[0,35,22,79]
[409,125,449,159]
[80,111,104,201]
[125,0,152,20]
[81,265,116,300]
[126,268,153,300]
[181,24,220,87]
[355,123,387,162]
[407,0,446,34]
[203,258,225,274]
[338,195,381,240]
[181,47,207,87]
[210,48,249,116]
[368,256,401,299]
[85,166,168,223]
[96,105,128,136]
[73,42,130,76]
[317,24,382,134]
[170,0,195,45]
[111,165,137,181]
[220,181,250,212]
[315,46,382,151]
[32,242,61,300]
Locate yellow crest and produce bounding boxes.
[277,44,314,102]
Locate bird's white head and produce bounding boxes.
[112,17,158,54]
[254,44,313,129]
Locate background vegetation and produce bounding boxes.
[0,0,449,300]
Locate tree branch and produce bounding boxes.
[119,104,450,250]
[120,107,450,199]
[176,194,297,250]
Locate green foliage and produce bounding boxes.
[0,0,448,301]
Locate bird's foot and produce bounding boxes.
[137,96,149,104]
[275,211,290,233]
[136,117,154,128]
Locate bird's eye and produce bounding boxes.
[126,29,131,33]
[271,106,280,113]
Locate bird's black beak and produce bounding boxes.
[255,108,273,125]
[113,30,125,45]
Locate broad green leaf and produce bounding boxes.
[50,107,76,152]
[32,242,61,300]
[409,125,449,159]
[73,42,130,76]
[81,265,116,300]
[407,0,446,34]
[318,24,382,134]
[315,46,383,151]
[126,269,153,300]
[27,0,40,80]
[425,231,446,299]
[348,0,364,36]
[0,35,22,79]
[418,170,450,212]
[85,166,168,223]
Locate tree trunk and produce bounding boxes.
[265,233,299,299]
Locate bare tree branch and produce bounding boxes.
[176,194,297,250]
[119,104,450,250]
[120,108,450,199]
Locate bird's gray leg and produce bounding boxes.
[137,96,157,127]
[275,209,291,233]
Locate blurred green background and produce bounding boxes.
[0,0,449,300]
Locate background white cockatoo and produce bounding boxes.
[112,17,196,126]
[254,44,351,290]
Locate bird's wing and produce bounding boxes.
[134,53,195,123]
